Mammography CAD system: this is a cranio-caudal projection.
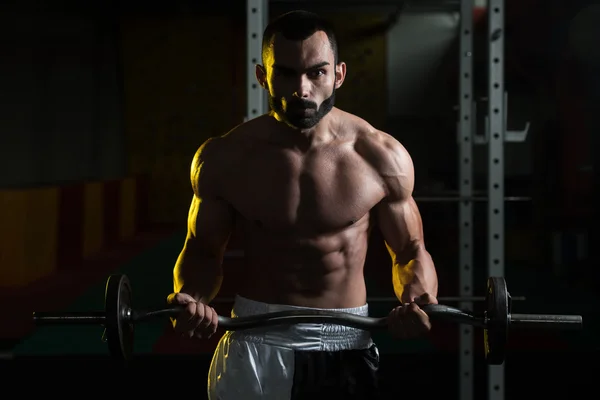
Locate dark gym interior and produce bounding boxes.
[1,0,598,399]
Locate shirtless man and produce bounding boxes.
[167,10,438,400]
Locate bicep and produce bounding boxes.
[367,132,423,260]
[376,196,424,264]
[185,139,234,257]
[186,194,234,257]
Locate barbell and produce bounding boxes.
[31,274,582,365]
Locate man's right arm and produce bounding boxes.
[172,139,235,304]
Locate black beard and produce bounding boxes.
[268,89,336,129]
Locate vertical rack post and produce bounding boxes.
[246,0,269,120]
[487,0,506,399]
[458,1,475,399]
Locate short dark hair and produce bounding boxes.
[261,10,339,66]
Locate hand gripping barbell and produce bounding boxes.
[32,274,583,364]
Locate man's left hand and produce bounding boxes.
[387,293,438,339]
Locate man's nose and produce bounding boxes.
[292,75,311,98]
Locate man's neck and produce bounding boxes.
[269,110,338,149]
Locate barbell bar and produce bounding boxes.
[32,274,582,365]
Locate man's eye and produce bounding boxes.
[309,70,325,78]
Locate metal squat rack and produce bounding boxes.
[244,1,529,399]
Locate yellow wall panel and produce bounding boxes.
[23,187,59,283]
[83,182,104,259]
[0,188,59,287]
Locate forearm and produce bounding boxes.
[392,246,438,303]
[173,247,223,304]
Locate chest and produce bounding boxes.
[223,144,385,232]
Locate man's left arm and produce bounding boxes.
[372,137,438,304]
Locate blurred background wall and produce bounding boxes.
[1,0,595,286]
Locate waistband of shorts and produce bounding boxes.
[227,295,373,352]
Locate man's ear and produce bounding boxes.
[255,64,267,89]
[334,61,347,89]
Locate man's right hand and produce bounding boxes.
[166,293,219,339]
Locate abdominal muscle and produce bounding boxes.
[235,219,371,309]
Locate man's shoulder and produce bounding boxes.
[348,117,412,179]
[341,116,414,200]
[190,121,258,194]
[194,116,267,164]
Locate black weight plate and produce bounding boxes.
[484,277,509,365]
[104,274,134,361]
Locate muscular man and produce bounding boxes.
[168,10,438,400]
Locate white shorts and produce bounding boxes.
[207,295,380,400]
